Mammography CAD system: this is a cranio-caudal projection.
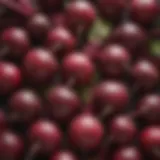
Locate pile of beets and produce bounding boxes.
[0,0,159,160]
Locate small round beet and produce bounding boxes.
[8,89,42,123]
[137,94,160,123]
[131,60,159,90]
[28,120,62,154]
[23,48,58,85]
[131,0,159,24]
[99,44,130,77]
[51,13,67,27]
[0,131,24,160]
[69,114,104,151]
[50,150,78,160]
[46,86,80,122]
[110,22,147,51]
[46,26,76,57]
[65,1,96,29]
[0,62,21,95]
[91,81,129,115]
[27,13,51,39]
[110,115,137,144]
[140,126,160,158]
[1,27,30,58]
[62,53,95,86]
[98,0,128,21]
[113,146,142,160]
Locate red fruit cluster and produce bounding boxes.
[0,0,159,160]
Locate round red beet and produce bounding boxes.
[110,115,137,144]
[46,26,76,57]
[62,53,95,86]
[46,86,80,122]
[50,150,78,160]
[8,89,42,123]
[131,0,159,24]
[0,62,21,95]
[131,59,159,90]
[91,81,129,115]
[65,0,96,30]
[0,131,24,160]
[113,146,142,160]
[23,48,58,85]
[27,13,51,39]
[110,22,147,51]
[99,44,130,77]
[140,126,160,158]
[28,120,62,154]
[98,0,128,21]
[1,27,30,58]
[69,114,104,151]
[137,94,160,123]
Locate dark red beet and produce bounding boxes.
[46,26,76,57]
[65,1,96,30]
[131,0,159,24]
[0,62,21,95]
[113,146,142,160]
[46,86,80,122]
[110,22,147,51]
[140,126,160,158]
[1,27,30,58]
[98,44,130,77]
[62,53,95,86]
[110,115,137,144]
[27,13,51,39]
[131,59,159,90]
[91,81,129,116]
[69,114,104,151]
[98,0,128,21]
[23,48,58,85]
[26,120,62,159]
[50,150,78,160]
[136,94,160,123]
[0,131,24,160]
[8,89,42,123]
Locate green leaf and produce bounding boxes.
[150,40,160,57]
[88,17,112,42]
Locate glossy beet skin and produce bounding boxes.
[91,81,129,115]
[1,27,30,58]
[69,114,104,151]
[8,89,42,123]
[113,146,142,160]
[110,115,137,144]
[137,94,160,124]
[131,60,159,90]
[0,131,24,160]
[46,26,76,57]
[131,0,159,24]
[140,126,160,158]
[110,22,147,51]
[27,13,51,39]
[0,62,21,95]
[99,44,130,77]
[46,86,81,122]
[50,151,77,160]
[28,120,62,154]
[23,48,58,85]
[65,0,96,30]
[62,53,95,86]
